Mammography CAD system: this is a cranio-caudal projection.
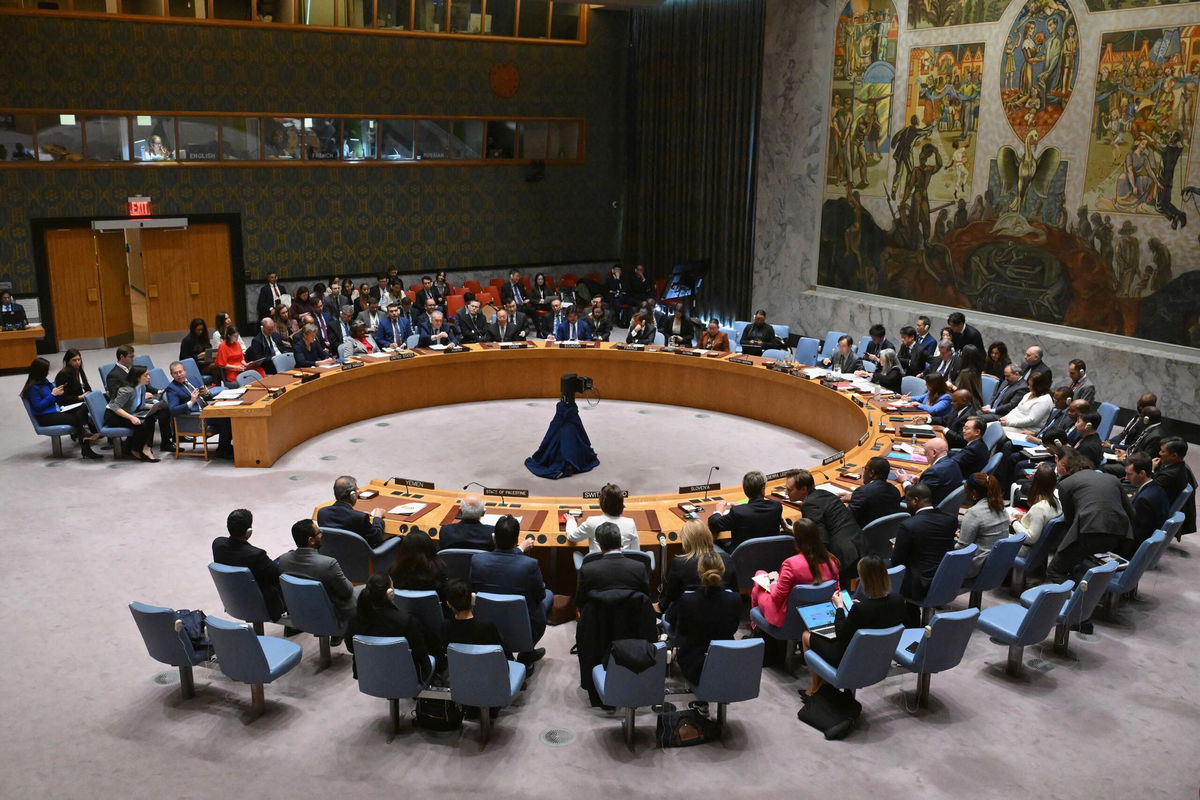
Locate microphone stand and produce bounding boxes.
[702,465,720,502]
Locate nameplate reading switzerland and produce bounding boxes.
[583,489,629,499]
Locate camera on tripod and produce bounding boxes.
[560,373,593,405]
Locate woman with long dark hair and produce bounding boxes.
[345,573,438,681]
[1013,463,1061,547]
[22,357,102,459]
[179,318,211,362]
[984,341,1009,380]
[389,530,447,595]
[957,472,1009,577]
[53,348,93,407]
[104,364,160,462]
[751,518,840,629]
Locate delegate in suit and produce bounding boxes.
[212,509,284,620]
[469,515,553,662]
[315,476,386,547]
[707,471,783,550]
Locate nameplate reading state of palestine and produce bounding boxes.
[583,489,629,499]
[486,487,530,498]
[821,451,845,466]
[678,482,720,494]
[392,477,435,490]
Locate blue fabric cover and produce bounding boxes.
[525,401,599,479]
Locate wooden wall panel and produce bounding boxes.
[43,228,103,343]
[184,224,234,327]
[140,229,193,335]
[94,231,133,343]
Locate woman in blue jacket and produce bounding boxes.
[20,357,102,459]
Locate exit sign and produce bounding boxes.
[127,196,152,217]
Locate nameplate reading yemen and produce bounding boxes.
[485,487,530,498]
[394,477,435,490]
[821,451,845,466]
[678,482,720,494]
[583,489,629,499]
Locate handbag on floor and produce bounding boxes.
[548,594,576,625]
[414,698,463,732]
[796,684,862,740]
[656,709,721,747]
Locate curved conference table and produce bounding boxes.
[204,341,932,591]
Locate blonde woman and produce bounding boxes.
[659,519,737,614]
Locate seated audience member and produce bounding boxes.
[567,483,639,552]
[783,469,865,586]
[625,311,657,345]
[574,522,651,608]
[1109,392,1157,450]
[1047,454,1134,583]
[345,573,436,681]
[216,325,264,385]
[891,483,957,600]
[415,275,441,310]
[53,348,95,408]
[909,372,953,418]
[542,298,566,339]
[896,326,918,374]
[105,364,166,462]
[859,347,902,392]
[500,269,537,321]
[0,289,29,327]
[294,323,337,367]
[957,473,1008,578]
[983,363,1026,417]
[1021,388,1072,444]
[585,302,613,342]
[455,299,490,344]
[859,324,895,366]
[951,351,985,407]
[914,314,937,356]
[272,305,296,348]
[389,530,447,595]
[663,306,697,347]
[488,309,525,343]
[1000,370,1053,433]
[946,311,984,353]
[1063,358,1096,404]
[1071,411,1105,468]
[750,518,840,629]
[848,456,902,527]
[927,338,961,381]
[212,508,283,620]
[212,312,236,349]
[418,310,459,347]
[948,417,989,475]
[290,287,314,321]
[356,300,383,334]
[666,549,742,686]
[469,514,551,664]
[245,317,291,375]
[1123,453,1171,554]
[822,334,862,374]
[659,520,737,615]
[799,555,905,697]
[553,306,592,342]
[276,520,356,633]
[1012,463,1060,548]
[708,471,784,550]
[316,475,386,547]
[933,389,979,447]
[1153,437,1197,537]
[1019,344,1052,384]
[897,437,962,506]
[179,318,212,364]
[330,279,355,313]
[22,357,101,460]
[983,341,1010,380]
[697,319,731,352]
[443,578,505,648]
[438,494,496,551]
[164,360,233,459]
[397,296,421,329]
[105,344,136,397]
[1113,406,1164,462]
[310,298,337,349]
[739,309,783,355]
[376,303,412,349]
[368,274,389,304]
[343,322,380,357]
[529,272,553,306]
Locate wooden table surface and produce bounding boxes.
[0,325,44,371]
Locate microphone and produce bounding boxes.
[703,465,720,502]
[463,481,486,491]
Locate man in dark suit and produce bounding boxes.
[454,299,491,344]
[896,325,918,374]
[414,297,438,328]
[0,290,28,327]
[933,389,978,448]
[1124,454,1171,553]
[245,317,290,375]
[368,274,390,304]
[255,271,286,322]
[396,296,421,330]
[1153,437,1196,537]
[847,456,902,527]
[891,483,957,601]
[983,363,1024,417]
[164,361,233,458]
[822,334,862,373]
[1071,411,1105,468]
[1063,358,1096,405]
[1116,406,1164,461]
[541,298,567,339]
[928,338,961,382]
[438,494,495,551]
[417,310,459,347]
[1019,345,1052,385]
[315,476,385,547]
[946,311,983,354]
[502,299,532,338]
[1048,454,1134,582]
[213,508,283,620]
[785,468,865,586]
[708,471,783,550]
[469,514,552,664]
[898,437,962,506]
[105,344,136,397]
[604,264,633,326]
[1110,392,1157,450]
[575,523,650,608]
[309,298,337,350]
[276,519,356,631]
[375,303,412,349]
[488,309,526,342]
[948,417,990,476]
[914,315,937,358]
[1024,389,1072,445]
[500,269,537,322]
[414,275,440,311]
[859,324,895,367]
[553,307,593,342]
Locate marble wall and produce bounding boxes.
[754,0,1200,425]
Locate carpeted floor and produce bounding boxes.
[1,340,1197,799]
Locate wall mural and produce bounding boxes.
[1085,0,1200,10]
[818,0,1200,348]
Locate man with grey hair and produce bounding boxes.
[315,475,386,547]
[929,337,960,381]
[417,309,459,347]
[1019,344,1052,384]
[438,493,496,551]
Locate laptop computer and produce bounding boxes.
[798,591,855,638]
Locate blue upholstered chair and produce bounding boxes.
[982,420,1005,452]
[84,391,133,458]
[804,625,905,697]
[447,643,526,745]
[901,375,927,396]
[147,367,170,392]
[440,548,484,583]
[178,357,206,388]
[819,331,849,360]
[1103,530,1166,619]
[474,592,534,657]
[208,563,273,635]
[279,574,344,668]
[937,485,967,513]
[405,333,420,349]
[893,607,980,707]
[97,363,117,389]
[129,601,210,700]
[22,396,74,458]
[770,323,790,343]
[687,639,765,726]
[794,337,820,366]
[750,580,837,673]
[731,320,751,345]
[1095,401,1119,442]
[862,512,907,560]
[981,374,999,405]
[592,641,667,751]
[353,635,436,736]
[720,326,740,353]
[852,565,905,601]
[132,354,155,370]
[977,580,1073,676]
[910,544,977,625]
[235,370,261,387]
[1011,515,1067,593]
[1022,560,1119,653]
[981,451,1004,476]
[962,532,1026,608]
[205,616,303,718]
[392,590,444,637]
[729,535,795,591]
[1167,485,1193,521]
[318,526,400,584]
[1148,512,1185,571]
[762,348,792,362]
[272,352,296,373]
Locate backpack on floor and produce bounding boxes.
[796,684,862,740]
[656,708,721,747]
[414,698,463,732]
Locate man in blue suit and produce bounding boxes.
[375,303,412,349]
[948,417,990,476]
[416,310,459,347]
[553,307,592,342]
[1125,453,1171,553]
[468,514,551,665]
[898,437,962,506]
[164,360,233,459]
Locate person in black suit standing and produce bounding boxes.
[890,484,957,601]
[438,494,495,551]
[948,417,990,476]
[847,457,902,527]
[1048,454,1134,582]
[315,475,386,547]
[946,311,983,354]
[500,269,536,322]
[604,264,633,326]
[255,271,286,322]
[212,508,284,621]
[244,317,290,375]
[707,471,784,550]
[415,275,442,312]
[469,514,551,664]
[575,523,650,608]
[784,468,865,587]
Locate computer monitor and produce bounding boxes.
[662,260,708,301]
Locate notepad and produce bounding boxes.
[212,400,243,407]
[388,502,428,515]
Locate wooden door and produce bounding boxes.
[94,231,134,344]
[141,228,194,337]
[184,224,235,326]
[44,228,104,347]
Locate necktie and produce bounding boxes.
[184,380,207,409]
[570,323,576,339]
[513,284,523,304]
[501,324,507,339]
[319,316,327,339]
[272,284,279,300]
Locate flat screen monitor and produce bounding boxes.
[662,260,708,301]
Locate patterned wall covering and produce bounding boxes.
[0,13,627,293]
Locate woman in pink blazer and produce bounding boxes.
[751,518,840,628]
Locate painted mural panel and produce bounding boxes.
[904,44,985,203]
[907,0,1009,30]
[1000,0,1080,141]
[827,0,900,196]
[1085,0,1200,10]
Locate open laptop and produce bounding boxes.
[798,591,854,638]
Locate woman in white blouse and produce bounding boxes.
[1000,370,1053,433]
[1012,463,1061,548]
[566,482,639,552]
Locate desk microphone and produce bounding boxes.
[703,465,720,502]
[390,476,414,497]
[463,481,486,491]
